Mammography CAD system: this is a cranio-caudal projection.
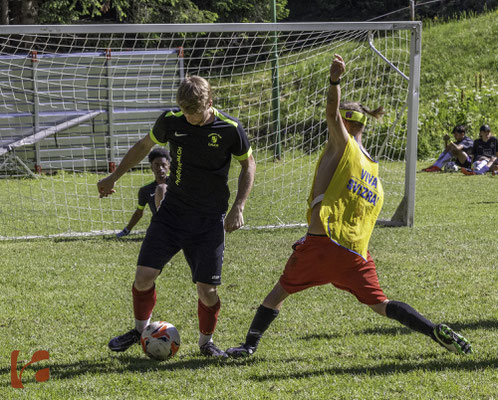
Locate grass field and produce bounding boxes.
[1,168,497,399]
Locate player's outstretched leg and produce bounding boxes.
[384,300,472,355]
[226,305,280,358]
[108,329,141,352]
[433,324,472,355]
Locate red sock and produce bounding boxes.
[132,284,156,321]
[198,298,220,335]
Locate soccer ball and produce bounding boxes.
[443,161,459,172]
[141,321,180,360]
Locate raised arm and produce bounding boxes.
[98,134,156,198]
[224,154,256,233]
[325,54,349,150]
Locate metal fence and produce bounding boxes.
[0,48,182,175]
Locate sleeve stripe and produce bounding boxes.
[137,205,145,210]
[149,129,167,146]
[213,107,238,128]
[233,147,252,161]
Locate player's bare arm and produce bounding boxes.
[224,154,256,233]
[325,54,349,151]
[98,134,156,198]
[126,209,144,231]
[312,54,349,199]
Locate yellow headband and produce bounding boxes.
[340,109,368,126]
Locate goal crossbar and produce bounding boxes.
[1,22,420,34]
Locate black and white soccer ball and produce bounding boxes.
[140,321,180,360]
[443,161,459,172]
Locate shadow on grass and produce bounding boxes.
[357,319,498,337]
[251,358,498,381]
[298,320,497,341]
[53,234,145,243]
[0,353,261,386]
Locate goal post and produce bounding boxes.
[0,22,421,239]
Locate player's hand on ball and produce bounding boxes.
[97,176,116,198]
[330,54,345,81]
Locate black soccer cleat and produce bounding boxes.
[433,324,472,355]
[200,341,228,358]
[108,328,141,352]
[226,344,255,358]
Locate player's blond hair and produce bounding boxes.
[340,102,384,128]
[176,75,212,114]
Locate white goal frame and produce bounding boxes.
[0,22,421,239]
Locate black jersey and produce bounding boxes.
[456,135,474,154]
[473,137,498,158]
[150,107,252,214]
[137,181,159,215]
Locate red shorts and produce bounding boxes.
[279,234,387,305]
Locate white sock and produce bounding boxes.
[135,318,151,333]
[474,160,488,172]
[199,333,213,347]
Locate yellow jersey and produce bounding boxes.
[307,137,383,260]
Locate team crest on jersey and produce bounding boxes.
[208,133,222,147]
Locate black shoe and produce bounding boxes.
[433,324,472,355]
[108,329,141,352]
[200,341,228,358]
[226,344,255,358]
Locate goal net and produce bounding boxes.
[0,22,421,239]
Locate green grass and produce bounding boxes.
[417,9,498,158]
[421,10,498,99]
[1,169,497,399]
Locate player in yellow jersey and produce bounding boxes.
[226,54,472,357]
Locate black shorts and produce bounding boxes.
[455,155,472,169]
[137,203,225,285]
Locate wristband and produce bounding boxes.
[329,77,341,85]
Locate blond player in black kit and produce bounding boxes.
[98,75,256,357]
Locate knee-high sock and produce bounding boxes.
[386,300,436,339]
[433,151,452,168]
[132,284,156,332]
[244,305,280,349]
[198,298,220,336]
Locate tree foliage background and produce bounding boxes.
[3,0,289,24]
[286,0,497,22]
[2,0,497,24]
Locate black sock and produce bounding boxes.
[385,300,436,339]
[244,305,279,349]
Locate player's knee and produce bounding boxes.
[196,283,218,305]
[134,266,159,290]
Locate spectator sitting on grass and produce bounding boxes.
[422,125,473,172]
[462,124,497,175]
